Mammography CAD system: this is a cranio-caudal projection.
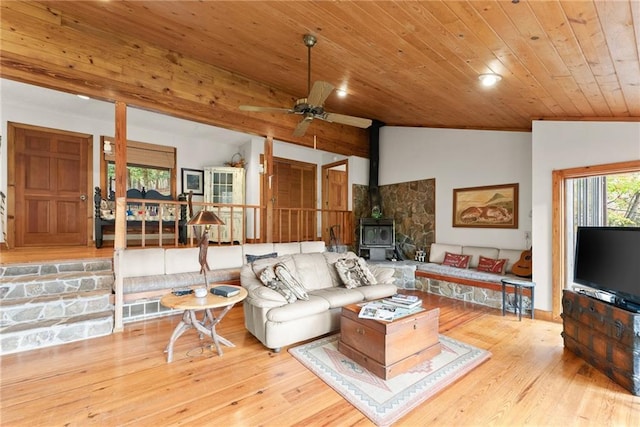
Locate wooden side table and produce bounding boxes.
[501,278,535,320]
[160,285,247,362]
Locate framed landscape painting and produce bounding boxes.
[453,183,518,228]
[181,168,204,196]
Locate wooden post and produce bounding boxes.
[264,136,273,243]
[113,101,127,332]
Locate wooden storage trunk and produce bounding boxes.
[338,304,441,379]
[561,289,640,396]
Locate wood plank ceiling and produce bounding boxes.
[1,1,639,157]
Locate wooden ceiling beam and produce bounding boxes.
[0,2,369,158]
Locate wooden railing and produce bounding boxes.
[110,197,354,248]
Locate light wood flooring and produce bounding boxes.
[1,292,638,426]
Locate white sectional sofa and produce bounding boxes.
[240,250,397,352]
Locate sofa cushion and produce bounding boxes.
[498,249,525,274]
[477,256,508,274]
[300,241,326,253]
[308,288,365,308]
[273,242,301,255]
[266,296,330,322]
[259,267,297,303]
[120,248,166,278]
[206,245,244,270]
[291,252,336,290]
[164,247,200,274]
[429,243,463,263]
[274,262,309,300]
[335,257,377,288]
[442,252,470,269]
[462,246,499,268]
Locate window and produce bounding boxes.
[107,163,171,196]
[100,136,177,197]
[566,171,640,288]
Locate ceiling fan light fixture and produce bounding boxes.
[479,73,502,87]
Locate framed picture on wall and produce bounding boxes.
[453,183,518,228]
[181,168,204,196]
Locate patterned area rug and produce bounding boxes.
[289,334,491,426]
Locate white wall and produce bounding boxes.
[379,126,533,250]
[0,79,369,243]
[0,79,251,201]
[531,120,640,311]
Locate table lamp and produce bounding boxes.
[188,209,224,297]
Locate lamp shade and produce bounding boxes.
[188,210,225,226]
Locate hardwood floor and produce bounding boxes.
[1,293,638,426]
[0,245,115,264]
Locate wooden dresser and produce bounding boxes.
[338,303,441,379]
[561,289,640,396]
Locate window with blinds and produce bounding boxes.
[101,136,176,197]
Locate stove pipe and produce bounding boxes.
[368,120,385,216]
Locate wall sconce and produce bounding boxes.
[103,140,113,155]
[478,73,502,87]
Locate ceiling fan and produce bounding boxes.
[239,34,372,137]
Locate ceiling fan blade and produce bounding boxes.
[323,112,372,129]
[293,116,313,137]
[239,105,293,114]
[307,81,335,106]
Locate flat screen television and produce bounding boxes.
[574,226,640,312]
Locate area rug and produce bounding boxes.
[289,334,491,426]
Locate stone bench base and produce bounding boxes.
[415,270,532,312]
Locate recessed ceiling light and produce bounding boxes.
[336,89,347,98]
[77,94,90,100]
[478,73,502,87]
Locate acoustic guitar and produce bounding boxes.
[512,248,533,278]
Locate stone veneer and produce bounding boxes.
[353,178,435,260]
[414,274,532,314]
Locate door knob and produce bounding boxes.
[80,194,87,201]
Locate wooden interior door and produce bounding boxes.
[269,157,316,242]
[322,160,349,245]
[11,124,91,247]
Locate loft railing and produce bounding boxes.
[110,197,354,248]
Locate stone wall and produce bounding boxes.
[353,178,436,260]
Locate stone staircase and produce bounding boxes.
[0,258,115,355]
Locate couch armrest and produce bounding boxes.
[240,266,288,308]
[368,264,395,285]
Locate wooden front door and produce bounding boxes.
[10,123,91,247]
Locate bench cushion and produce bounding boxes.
[429,243,463,263]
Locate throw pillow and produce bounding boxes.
[274,262,309,300]
[442,252,471,269]
[477,256,508,274]
[246,252,278,264]
[335,257,378,289]
[258,267,297,303]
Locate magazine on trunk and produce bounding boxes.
[358,301,397,322]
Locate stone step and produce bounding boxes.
[0,310,114,355]
[0,258,113,279]
[0,290,112,329]
[0,270,114,301]
[0,257,115,355]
